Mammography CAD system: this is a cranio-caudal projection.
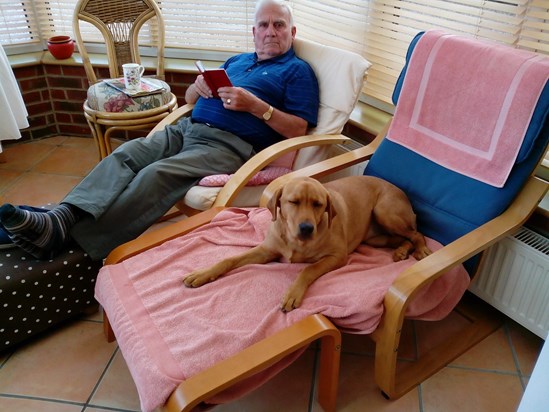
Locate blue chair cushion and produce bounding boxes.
[364,32,549,273]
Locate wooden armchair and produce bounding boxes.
[73,0,178,159]
[95,31,549,411]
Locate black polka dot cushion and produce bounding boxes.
[0,240,102,351]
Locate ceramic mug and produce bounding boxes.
[122,63,145,90]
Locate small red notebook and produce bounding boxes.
[195,60,233,98]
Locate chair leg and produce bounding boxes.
[374,293,502,399]
[86,117,108,160]
[316,327,342,412]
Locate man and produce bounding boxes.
[0,0,319,260]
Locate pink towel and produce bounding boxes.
[387,30,549,187]
[95,207,470,411]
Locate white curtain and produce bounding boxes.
[0,43,28,153]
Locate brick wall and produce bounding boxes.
[12,62,194,144]
[10,61,372,146]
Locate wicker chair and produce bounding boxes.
[73,0,178,159]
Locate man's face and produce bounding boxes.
[253,4,296,61]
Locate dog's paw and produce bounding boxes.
[413,245,432,261]
[280,284,306,312]
[280,296,300,312]
[183,271,213,288]
[392,246,410,262]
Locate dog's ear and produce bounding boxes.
[267,187,283,221]
[326,195,337,227]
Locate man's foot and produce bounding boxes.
[0,203,78,259]
[0,206,50,250]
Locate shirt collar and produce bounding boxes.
[253,47,296,65]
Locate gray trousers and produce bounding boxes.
[65,118,254,260]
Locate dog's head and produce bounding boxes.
[267,177,336,241]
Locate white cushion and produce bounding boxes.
[293,38,372,135]
[293,38,371,169]
[184,185,266,210]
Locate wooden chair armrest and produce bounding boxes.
[385,176,548,311]
[212,134,353,207]
[105,206,225,265]
[260,120,390,207]
[165,313,341,412]
[146,103,195,137]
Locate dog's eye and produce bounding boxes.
[312,201,323,208]
[289,200,300,205]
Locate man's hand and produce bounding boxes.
[217,86,255,111]
[193,75,214,98]
[218,86,307,138]
[185,75,214,103]
[187,83,308,139]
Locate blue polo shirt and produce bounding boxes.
[191,48,319,151]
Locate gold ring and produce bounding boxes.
[226,98,231,105]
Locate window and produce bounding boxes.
[0,1,39,45]
[162,1,256,52]
[1,0,548,103]
[292,0,549,103]
[361,1,549,102]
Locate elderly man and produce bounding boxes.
[0,0,319,260]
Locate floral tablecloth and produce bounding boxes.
[87,78,173,113]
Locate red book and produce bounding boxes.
[195,60,232,98]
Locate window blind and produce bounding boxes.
[34,0,74,40]
[34,0,160,47]
[1,0,548,104]
[355,0,549,103]
[0,0,39,45]
[161,0,256,52]
[290,0,370,54]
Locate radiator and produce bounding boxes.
[469,227,549,339]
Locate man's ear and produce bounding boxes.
[326,195,337,227]
[267,188,283,221]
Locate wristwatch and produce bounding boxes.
[262,105,274,121]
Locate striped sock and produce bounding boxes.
[0,203,79,259]
[7,233,52,260]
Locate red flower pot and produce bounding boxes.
[47,35,75,60]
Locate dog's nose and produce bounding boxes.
[298,222,314,238]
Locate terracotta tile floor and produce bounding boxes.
[0,136,544,411]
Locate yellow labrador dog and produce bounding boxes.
[184,175,431,312]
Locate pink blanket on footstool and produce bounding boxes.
[95,207,470,411]
[388,30,549,187]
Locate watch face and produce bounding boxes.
[263,106,273,120]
